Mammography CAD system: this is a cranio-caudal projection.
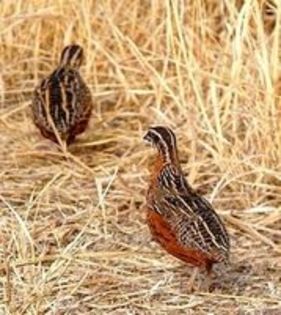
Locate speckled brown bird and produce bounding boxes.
[32,44,93,145]
[144,126,230,286]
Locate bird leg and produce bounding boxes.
[33,138,61,153]
[203,262,214,292]
[186,267,199,292]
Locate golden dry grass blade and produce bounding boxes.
[1,0,281,314]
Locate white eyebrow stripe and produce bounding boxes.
[72,47,82,63]
[61,47,70,65]
[149,127,178,164]
[150,128,171,163]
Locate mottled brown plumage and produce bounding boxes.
[32,44,93,145]
[144,126,230,279]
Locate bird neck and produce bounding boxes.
[59,63,78,71]
[149,150,180,185]
[157,145,179,166]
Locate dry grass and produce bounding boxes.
[1,0,281,314]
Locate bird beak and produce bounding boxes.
[143,132,150,143]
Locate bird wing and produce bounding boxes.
[32,68,92,133]
[176,195,229,260]
[155,165,230,261]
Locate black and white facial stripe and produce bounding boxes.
[144,126,178,163]
[60,44,84,69]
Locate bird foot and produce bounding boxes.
[180,268,215,293]
[33,139,61,153]
[183,268,200,293]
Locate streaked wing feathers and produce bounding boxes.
[154,165,230,261]
[32,67,93,141]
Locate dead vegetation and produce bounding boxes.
[0,0,281,314]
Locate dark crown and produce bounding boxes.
[60,44,84,69]
[144,126,176,147]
